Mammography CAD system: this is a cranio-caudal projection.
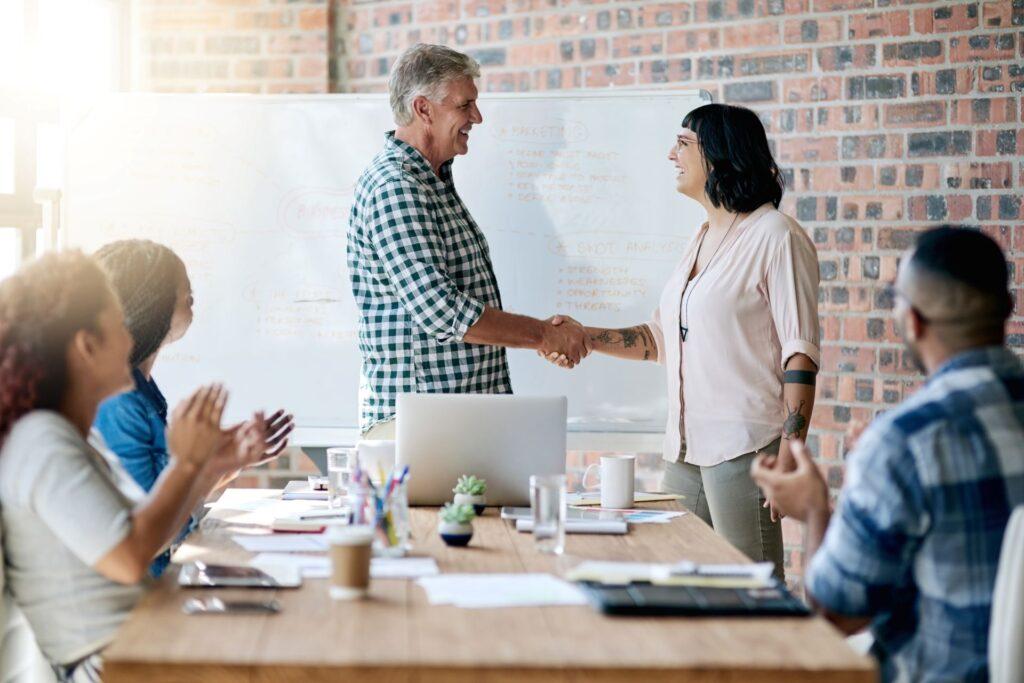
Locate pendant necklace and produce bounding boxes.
[679,212,742,342]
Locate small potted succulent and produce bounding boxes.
[452,475,487,515]
[438,503,476,547]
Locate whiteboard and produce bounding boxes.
[64,91,710,442]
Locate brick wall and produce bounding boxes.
[133,0,1024,586]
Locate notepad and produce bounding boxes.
[251,554,440,580]
[232,533,329,553]
[567,492,683,507]
[416,574,587,609]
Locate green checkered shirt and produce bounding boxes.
[347,132,511,432]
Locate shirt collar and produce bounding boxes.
[385,131,454,185]
[131,367,167,416]
[929,345,1016,381]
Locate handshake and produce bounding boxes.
[537,315,591,369]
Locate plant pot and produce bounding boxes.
[453,492,486,516]
[438,520,473,547]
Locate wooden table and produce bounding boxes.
[104,490,875,682]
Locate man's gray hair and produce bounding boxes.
[388,44,481,126]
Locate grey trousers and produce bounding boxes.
[661,439,785,580]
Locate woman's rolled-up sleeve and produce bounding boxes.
[765,227,821,370]
[645,303,666,366]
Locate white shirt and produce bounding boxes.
[647,204,821,466]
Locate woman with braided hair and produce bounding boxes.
[0,251,266,681]
[93,240,293,576]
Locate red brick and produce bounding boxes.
[369,4,412,29]
[297,6,326,31]
[848,11,911,40]
[978,63,1024,94]
[883,101,947,128]
[483,70,531,92]
[950,97,1019,125]
[945,162,1014,190]
[723,21,781,49]
[414,0,459,22]
[841,133,905,160]
[815,104,880,131]
[583,62,637,87]
[297,56,326,79]
[636,3,692,28]
[530,66,582,90]
[637,58,693,84]
[140,9,232,31]
[532,12,590,38]
[784,17,843,44]
[817,45,876,71]
[267,33,326,55]
[776,136,839,163]
[799,165,876,192]
[611,33,664,59]
[914,3,981,33]
[666,27,721,53]
[763,107,815,134]
[912,67,975,95]
[982,0,1024,28]
[813,0,871,10]
[977,128,1024,156]
[839,195,903,221]
[234,58,293,79]
[782,76,842,103]
[950,33,1016,62]
[737,50,811,76]
[234,9,296,30]
[463,0,507,17]
[882,39,944,66]
[507,42,562,67]
[907,195,973,221]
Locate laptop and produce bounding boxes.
[395,394,567,506]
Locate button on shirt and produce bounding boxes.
[347,132,511,432]
[806,347,1024,683]
[646,205,821,466]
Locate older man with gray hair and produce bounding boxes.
[347,44,590,438]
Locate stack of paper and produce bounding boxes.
[232,533,329,553]
[515,519,627,535]
[416,573,587,609]
[622,510,687,524]
[250,554,440,580]
[567,492,683,507]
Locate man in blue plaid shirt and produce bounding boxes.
[752,226,1024,682]
[348,44,591,436]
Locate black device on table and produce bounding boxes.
[578,581,810,617]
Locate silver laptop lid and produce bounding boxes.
[395,394,567,506]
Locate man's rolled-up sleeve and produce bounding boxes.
[805,425,926,617]
[367,178,485,343]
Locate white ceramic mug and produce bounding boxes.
[582,455,635,509]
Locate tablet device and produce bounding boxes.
[178,561,301,589]
[500,506,624,522]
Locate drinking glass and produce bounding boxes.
[326,447,355,509]
[530,474,567,555]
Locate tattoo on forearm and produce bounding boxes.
[593,326,654,360]
[783,400,808,440]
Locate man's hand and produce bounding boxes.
[750,439,829,523]
[537,315,591,368]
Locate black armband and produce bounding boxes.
[783,369,817,386]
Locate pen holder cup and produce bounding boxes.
[349,479,410,558]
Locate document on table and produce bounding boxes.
[416,573,587,609]
[622,510,687,524]
[232,534,329,553]
[251,553,440,579]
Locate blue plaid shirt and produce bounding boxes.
[347,132,511,432]
[806,346,1024,683]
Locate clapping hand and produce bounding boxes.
[167,384,233,470]
[207,409,295,483]
[537,315,591,369]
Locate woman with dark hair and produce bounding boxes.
[93,240,293,576]
[0,251,265,681]
[547,104,820,578]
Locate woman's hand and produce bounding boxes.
[167,384,231,469]
[253,409,294,465]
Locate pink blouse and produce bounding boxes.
[646,204,820,467]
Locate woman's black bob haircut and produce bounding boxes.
[681,103,784,213]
